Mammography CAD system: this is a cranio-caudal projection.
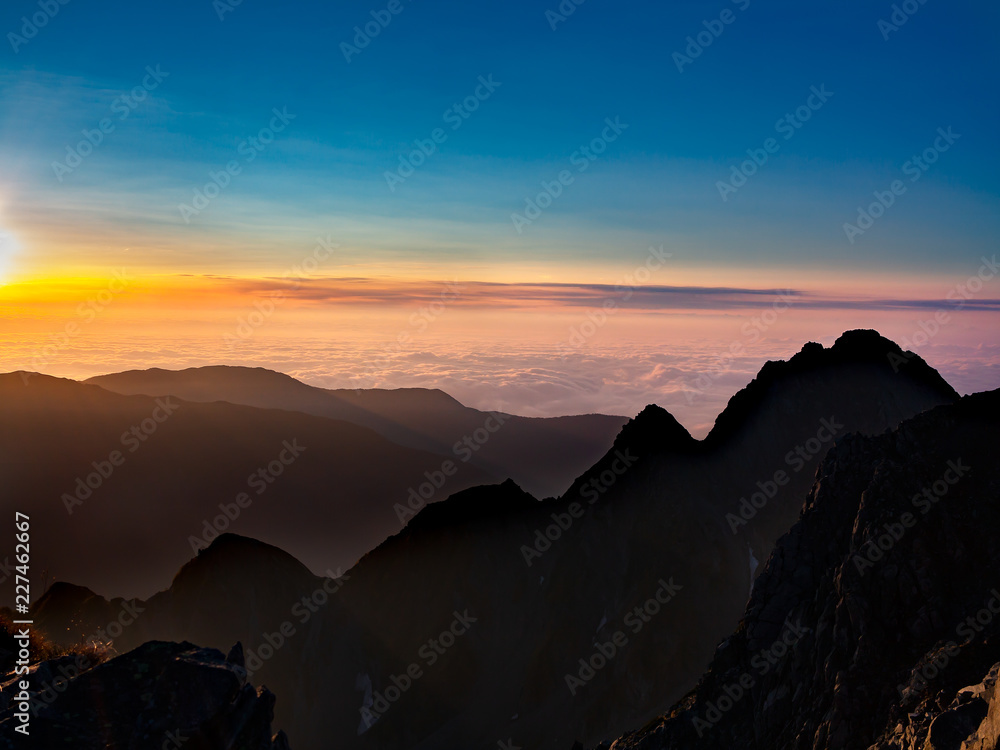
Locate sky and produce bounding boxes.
[0,0,998,433]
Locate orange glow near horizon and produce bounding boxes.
[0,261,976,309]
[2,253,997,433]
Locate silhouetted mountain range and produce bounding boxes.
[86,366,628,500]
[14,330,990,750]
[0,370,623,597]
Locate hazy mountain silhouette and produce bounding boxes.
[86,366,628,500]
[28,330,970,749]
[0,373,499,597]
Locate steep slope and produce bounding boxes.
[608,389,1000,750]
[0,373,493,598]
[33,331,962,749]
[86,366,629,499]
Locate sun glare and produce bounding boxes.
[0,229,18,283]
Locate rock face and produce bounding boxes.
[0,639,289,750]
[31,332,963,749]
[606,389,1000,750]
[954,664,1000,750]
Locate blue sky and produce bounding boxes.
[1,0,998,277]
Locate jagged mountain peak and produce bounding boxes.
[607,387,1000,750]
[616,403,698,453]
[705,328,959,446]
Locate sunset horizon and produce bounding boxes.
[2,0,997,429]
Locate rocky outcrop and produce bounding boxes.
[0,638,289,750]
[606,389,1000,750]
[914,662,1000,750]
[955,663,1000,750]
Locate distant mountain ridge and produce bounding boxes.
[0,368,624,598]
[86,366,629,501]
[0,372,498,598]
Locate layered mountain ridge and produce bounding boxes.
[16,330,971,749]
[0,368,623,597]
[85,365,629,501]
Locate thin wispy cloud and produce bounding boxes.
[133,275,1000,313]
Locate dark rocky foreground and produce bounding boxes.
[605,389,1000,750]
[0,637,289,750]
